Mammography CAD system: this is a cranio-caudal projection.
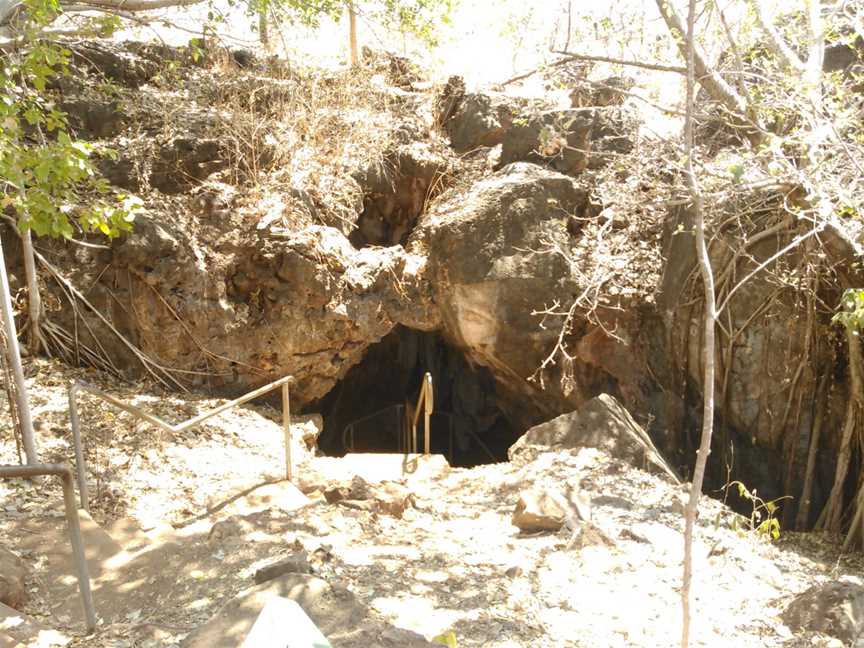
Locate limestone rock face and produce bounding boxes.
[424,162,611,425]
[498,107,638,174]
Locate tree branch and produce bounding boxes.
[500,51,686,87]
[654,0,748,117]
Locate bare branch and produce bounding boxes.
[654,0,748,117]
[500,51,686,87]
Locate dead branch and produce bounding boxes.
[654,0,748,117]
[500,52,686,87]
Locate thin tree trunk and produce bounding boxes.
[819,329,863,532]
[20,227,46,355]
[258,7,269,47]
[348,0,359,67]
[654,0,747,117]
[681,0,717,645]
[0,236,38,464]
[796,371,829,530]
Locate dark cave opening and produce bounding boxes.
[309,326,519,467]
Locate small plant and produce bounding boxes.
[432,631,458,647]
[727,480,791,541]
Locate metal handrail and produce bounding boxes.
[69,375,294,512]
[411,372,434,456]
[0,463,96,633]
[342,404,406,453]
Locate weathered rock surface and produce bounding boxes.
[182,573,435,647]
[253,551,311,583]
[499,109,593,175]
[435,78,542,153]
[511,487,591,533]
[498,107,638,173]
[781,581,864,643]
[0,548,28,610]
[508,394,678,481]
[424,162,607,426]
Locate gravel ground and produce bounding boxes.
[1,359,862,647]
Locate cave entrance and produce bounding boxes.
[310,327,519,467]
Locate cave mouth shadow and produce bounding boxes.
[306,326,519,468]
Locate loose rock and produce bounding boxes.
[0,547,28,610]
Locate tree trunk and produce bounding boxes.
[654,0,747,117]
[0,236,38,464]
[681,0,718,645]
[258,7,269,47]
[20,227,46,355]
[819,328,863,532]
[348,0,359,67]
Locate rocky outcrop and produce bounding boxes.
[498,107,638,173]
[435,77,542,153]
[423,162,614,426]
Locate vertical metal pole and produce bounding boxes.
[424,402,430,456]
[0,236,38,465]
[68,383,89,511]
[282,383,292,481]
[59,470,96,633]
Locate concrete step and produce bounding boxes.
[308,453,449,484]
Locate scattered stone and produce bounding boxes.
[323,484,351,504]
[208,519,242,544]
[782,581,864,643]
[504,565,523,578]
[253,551,311,584]
[349,476,371,500]
[0,548,28,610]
[512,487,590,533]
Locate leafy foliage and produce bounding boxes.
[0,0,141,240]
[727,481,790,542]
[833,288,864,334]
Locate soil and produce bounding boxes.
[2,359,863,647]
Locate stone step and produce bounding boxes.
[308,453,449,484]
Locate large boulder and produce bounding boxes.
[508,394,678,481]
[781,581,864,643]
[435,78,542,153]
[424,162,611,425]
[498,107,638,174]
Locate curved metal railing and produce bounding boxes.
[69,375,294,512]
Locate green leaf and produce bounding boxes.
[432,632,458,648]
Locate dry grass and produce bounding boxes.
[194,59,429,232]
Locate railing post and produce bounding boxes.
[424,398,430,456]
[68,383,89,511]
[282,382,292,481]
[59,469,97,633]
[0,464,96,633]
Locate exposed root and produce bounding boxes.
[817,328,864,538]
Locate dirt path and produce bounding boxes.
[1,360,862,647]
